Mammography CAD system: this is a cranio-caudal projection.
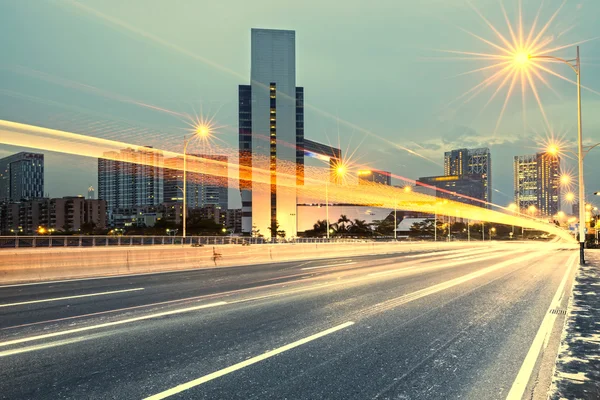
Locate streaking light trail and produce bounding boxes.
[0,119,574,241]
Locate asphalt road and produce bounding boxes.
[0,242,578,399]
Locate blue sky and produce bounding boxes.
[0,0,599,209]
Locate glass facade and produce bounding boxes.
[98,148,163,218]
[514,152,560,216]
[417,174,486,207]
[238,28,299,237]
[444,148,491,207]
[0,152,44,202]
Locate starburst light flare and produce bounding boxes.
[443,0,597,133]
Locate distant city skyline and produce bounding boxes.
[0,1,599,209]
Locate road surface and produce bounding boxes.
[0,242,577,399]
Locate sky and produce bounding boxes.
[0,0,599,210]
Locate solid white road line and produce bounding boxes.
[367,250,524,277]
[143,321,355,400]
[301,262,357,270]
[0,288,145,308]
[0,301,227,348]
[403,249,476,258]
[0,332,110,357]
[363,251,550,316]
[505,253,577,400]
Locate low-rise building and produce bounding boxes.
[0,197,106,234]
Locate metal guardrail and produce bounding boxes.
[0,236,377,249]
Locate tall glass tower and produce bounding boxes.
[239,29,303,238]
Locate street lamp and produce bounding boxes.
[182,124,210,241]
[528,47,585,264]
[508,203,517,237]
[326,160,349,239]
[490,227,496,241]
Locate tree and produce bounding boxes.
[251,223,262,238]
[303,220,329,237]
[337,215,351,236]
[372,219,395,236]
[409,219,442,238]
[268,220,281,239]
[348,219,372,237]
[80,221,96,235]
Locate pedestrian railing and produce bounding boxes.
[0,235,377,249]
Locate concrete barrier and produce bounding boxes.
[0,241,492,284]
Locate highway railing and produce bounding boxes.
[0,235,378,249]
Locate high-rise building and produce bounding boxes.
[444,148,491,206]
[514,152,560,216]
[357,170,391,186]
[538,152,561,216]
[238,28,301,237]
[163,154,228,209]
[417,175,486,206]
[0,152,44,202]
[98,147,163,218]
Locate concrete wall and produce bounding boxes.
[0,241,490,284]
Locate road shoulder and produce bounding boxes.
[548,249,600,399]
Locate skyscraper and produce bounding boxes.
[0,152,44,202]
[513,154,538,211]
[98,147,163,216]
[417,174,486,206]
[239,28,301,237]
[514,152,560,216]
[444,148,491,206]
[357,170,392,186]
[163,154,228,209]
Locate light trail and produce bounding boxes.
[0,119,575,240]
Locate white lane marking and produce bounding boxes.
[0,301,227,348]
[505,253,577,400]
[363,251,549,315]
[0,267,216,288]
[143,321,355,400]
[403,249,476,258]
[302,262,357,270]
[0,288,145,308]
[0,332,110,357]
[367,251,524,277]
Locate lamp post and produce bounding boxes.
[508,203,517,237]
[182,124,210,241]
[490,227,496,241]
[325,181,329,239]
[434,205,437,242]
[467,220,470,242]
[394,198,397,241]
[326,163,347,239]
[529,46,585,264]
